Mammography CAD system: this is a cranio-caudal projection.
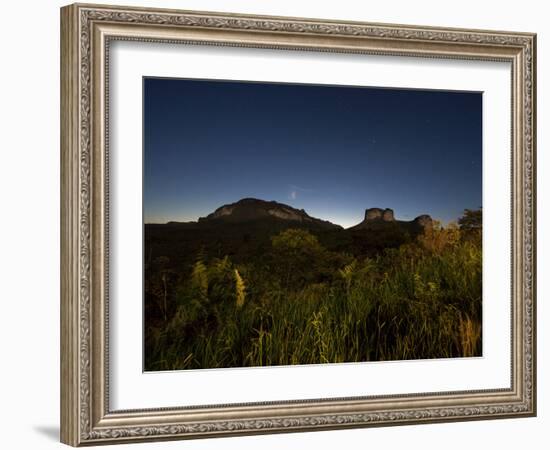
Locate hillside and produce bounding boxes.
[144,200,482,371]
[198,198,340,230]
[145,198,433,270]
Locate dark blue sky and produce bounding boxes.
[144,78,481,228]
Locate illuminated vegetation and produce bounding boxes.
[144,211,482,371]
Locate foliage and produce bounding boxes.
[417,220,460,254]
[234,269,246,308]
[271,228,326,288]
[144,221,482,371]
[458,208,482,232]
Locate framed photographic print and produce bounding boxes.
[60,3,537,446]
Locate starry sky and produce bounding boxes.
[144,77,482,228]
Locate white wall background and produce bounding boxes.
[0,1,546,449]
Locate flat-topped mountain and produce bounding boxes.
[197,198,341,229]
[349,207,433,231]
[147,199,435,270]
[163,199,433,232]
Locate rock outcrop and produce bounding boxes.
[382,209,395,221]
[365,207,384,221]
[364,207,395,222]
[350,207,432,231]
[365,208,395,222]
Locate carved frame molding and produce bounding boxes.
[61,3,536,446]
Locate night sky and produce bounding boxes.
[144,78,482,228]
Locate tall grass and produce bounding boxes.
[145,225,482,371]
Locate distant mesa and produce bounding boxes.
[350,207,432,231]
[198,198,341,230]
[164,198,432,232]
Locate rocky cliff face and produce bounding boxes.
[364,208,395,222]
[382,209,395,221]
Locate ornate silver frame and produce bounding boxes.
[60,3,536,446]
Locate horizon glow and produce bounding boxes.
[144,78,482,228]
